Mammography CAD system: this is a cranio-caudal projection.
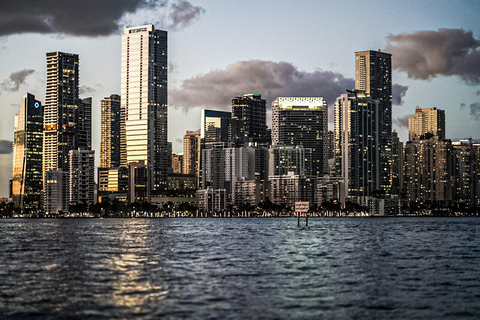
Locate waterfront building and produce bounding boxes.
[355,50,392,194]
[183,129,201,184]
[334,89,379,200]
[100,94,121,168]
[452,140,480,208]
[315,176,345,207]
[44,169,69,214]
[233,178,259,207]
[268,172,315,208]
[69,149,95,207]
[12,93,43,208]
[128,160,150,203]
[43,52,79,188]
[98,167,128,193]
[271,97,328,177]
[391,130,404,196]
[232,94,267,144]
[409,106,446,140]
[196,188,227,213]
[404,134,454,207]
[78,97,92,150]
[268,145,312,177]
[121,25,168,193]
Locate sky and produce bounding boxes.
[1,0,480,197]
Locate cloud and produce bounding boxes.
[79,84,104,96]
[386,28,480,84]
[1,69,34,92]
[0,140,12,154]
[476,90,480,96]
[169,0,205,31]
[393,114,410,129]
[468,103,480,121]
[0,0,204,37]
[392,84,408,106]
[170,60,355,111]
[170,60,408,113]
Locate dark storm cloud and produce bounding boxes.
[169,60,408,111]
[0,140,12,154]
[392,84,408,106]
[169,0,205,31]
[169,60,355,111]
[1,69,34,92]
[0,0,204,37]
[386,29,480,84]
[393,114,410,129]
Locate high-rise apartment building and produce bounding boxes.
[272,97,328,177]
[78,97,92,150]
[355,50,392,194]
[121,25,168,193]
[268,145,312,177]
[183,129,201,184]
[408,106,446,140]
[44,170,69,214]
[391,131,404,196]
[404,134,454,206]
[232,94,267,144]
[172,153,183,174]
[12,93,43,208]
[335,89,379,200]
[100,94,121,168]
[43,52,79,187]
[69,149,95,207]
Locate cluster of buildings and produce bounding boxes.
[9,24,480,216]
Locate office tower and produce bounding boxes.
[201,110,243,148]
[43,52,79,187]
[121,25,168,193]
[183,129,201,181]
[232,94,267,144]
[69,149,95,207]
[355,50,392,194]
[78,97,92,150]
[334,89,379,200]
[325,130,335,160]
[172,153,183,174]
[100,94,121,168]
[408,106,446,140]
[391,131,404,196]
[12,93,43,208]
[404,134,454,207]
[272,97,328,177]
[268,145,312,177]
[44,170,69,214]
[128,161,150,203]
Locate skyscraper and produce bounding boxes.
[201,109,243,148]
[12,93,43,208]
[272,97,328,177]
[183,129,201,185]
[78,97,92,150]
[355,50,392,195]
[232,94,267,144]
[43,52,79,186]
[69,149,95,207]
[408,106,446,140]
[121,25,168,193]
[334,89,379,200]
[100,94,121,168]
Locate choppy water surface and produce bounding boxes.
[1,218,480,319]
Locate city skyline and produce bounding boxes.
[1,0,480,197]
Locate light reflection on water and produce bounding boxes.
[1,218,480,319]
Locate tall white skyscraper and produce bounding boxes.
[121,25,168,193]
